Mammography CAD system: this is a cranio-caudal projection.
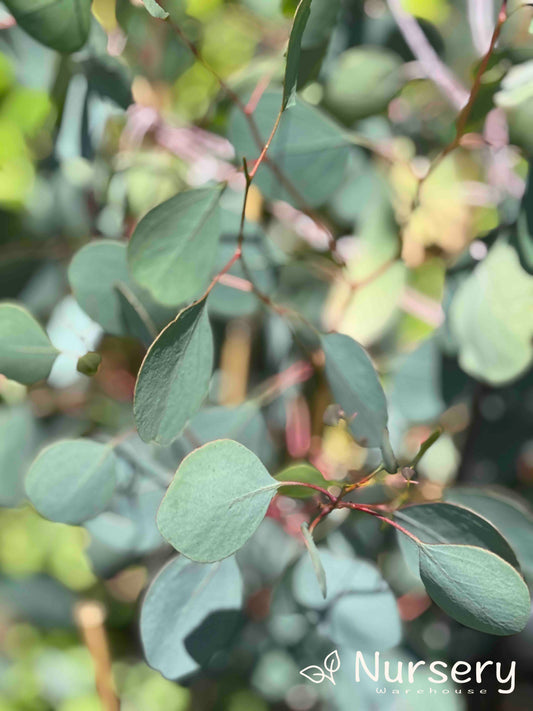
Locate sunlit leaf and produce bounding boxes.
[157,440,280,562]
[134,297,213,445]
[128,186,223,306]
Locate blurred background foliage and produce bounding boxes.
[1,0,533,709]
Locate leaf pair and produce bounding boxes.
[396,502,531,635]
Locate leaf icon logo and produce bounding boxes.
[299,650,340,685]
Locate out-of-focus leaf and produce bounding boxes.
[128,186,223,307]
[0,405,36,506]
[450,240,533,385]
[157,440,280,562]
[68,241,173,337]
[140,556,242,680]
[26,439,118,524]
[390,338,445,424]
[292,549,402,649]
[141,0,169,19]
[300,522,327,598]
[134,297,213,446]
[230,90,349,207]
[0,303,58,384]
[325,47,404,122]
[3,0,92,53]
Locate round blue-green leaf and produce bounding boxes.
[140,556,242,679]
[128,186,223,306]
[3,0,92,53]
[419,543,531,635]
[292,550,401,650]
[0,303,58,385]
[322,333,393,466]
[25,439,118,524]
[68,241,173,337]
[134,297,213,445]
[395,502,520,578]
[445,488,533,581]
[157,439,280,562]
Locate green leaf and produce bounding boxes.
[3,0,92,53]
[292,550,401,649]
[229,90,349,207]
[282,0,312,110]
[140,556,242,680]
[134,297,213,445]
[157,439,280,562]
[445,488,533,581]
[395,502,520,578]
[321,332,395,468]
[141,0,169,19]
[275,462,335,498]
[76,351,101,377]
[0,405,36,507]
[295,0,341,87]
[25,439,118,524]
[450,240,533,385]
[325,47,404,122]
[128,186,223,306]
[418,543,530,635]
[0,303,58,385]
[300,522,326,598]
[68,241,173,337]
[115,282,157,346]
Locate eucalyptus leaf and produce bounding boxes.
[0,405,36,506]
[301,522,327,598]
[445,488,533,581]
[157,439,280,562]
[229,90,348,207]
[418,543,530,635]
[134,297,213,445]
[282,0,312,110]
[450,240,533,385]
[141,0,169,19]
[275,462,335,498]
[68,241,173,337]
[140,556,242,680]
[322,332,395,468]
[325,47,404,122]
[128,186,223,306]
[292,550,401,649]
[0,303,58,385]
[3,0,92,53]
[25,439,118,524]
[395,502,520,578]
